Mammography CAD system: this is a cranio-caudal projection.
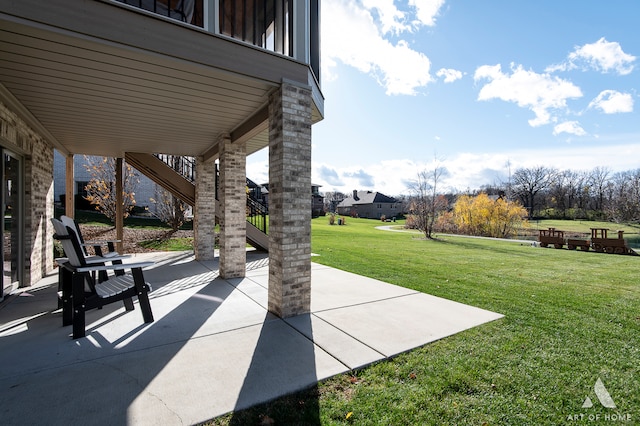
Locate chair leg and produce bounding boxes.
[57,267,63,309]
[123,297,135,311]
[72,273,87,339]
[61,268,73,326]
[132,267,154,323]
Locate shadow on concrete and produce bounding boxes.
[0,255,236,425]
[229,314,320,425]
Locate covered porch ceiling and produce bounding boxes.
[0,0,323,160]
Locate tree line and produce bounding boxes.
[500,165,640,222]
[323,165,640,240]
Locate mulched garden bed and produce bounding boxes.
[79,225,193,253]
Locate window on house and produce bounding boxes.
[220,0,293,56]
[76,181,89,197]
[377,203,382,209]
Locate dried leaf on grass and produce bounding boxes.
[258,414,275,425]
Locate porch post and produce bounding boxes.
[219,134,246,279]
[267,81,312,318]
[65,154,74,218]
[115,157,124,254]
[194,155,216,260]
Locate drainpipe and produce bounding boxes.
[116,158,124,254]
[65,154,74,218]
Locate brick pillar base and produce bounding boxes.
[267,82,313,318]
[194,156,216,261]
[219,135,246,279]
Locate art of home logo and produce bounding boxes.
[566,378,633,422]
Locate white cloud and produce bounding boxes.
[307,143,640,196]
[409,0,446,27]
[313,156,509,195]
[547,38,636,75]
[588,90,634,114]
[322,0,434,95]
[474,63,583,127]
[362,0,409,34]
[436,68,463,83]
[553,121,587,136]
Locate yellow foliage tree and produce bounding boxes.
[84,156,139,223]
[453,193,527,238]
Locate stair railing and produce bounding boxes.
[246,194,268,234]
[213,164,268,234]
[154,154,196,182]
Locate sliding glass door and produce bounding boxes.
[1,149,22,300]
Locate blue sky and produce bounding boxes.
[248,0,640,196]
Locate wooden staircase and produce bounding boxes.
[125,153,195,205]
[125,152,269,251]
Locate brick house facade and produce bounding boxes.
[0,0,323,317]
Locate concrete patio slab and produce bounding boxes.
[285,314,384,370]
[0,251,503,425]
[310,263,418,312]
[313,292,504,357]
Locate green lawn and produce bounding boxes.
[58,208,193,230]
[210,217,640,425]
[138,237,194,251]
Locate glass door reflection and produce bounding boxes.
[2,151,21,299]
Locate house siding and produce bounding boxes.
[337,203,398,219]
[53,152,161,214]
[336,191,400,219]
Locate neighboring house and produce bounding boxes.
[337,190,400,219]
[0,0,323,319]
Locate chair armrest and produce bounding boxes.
[75,261,154,273]
[83,239,121,245]
[84,254,131,264]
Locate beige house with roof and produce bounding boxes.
[337,190,400,219]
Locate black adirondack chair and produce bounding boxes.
[59,214,123,283]
[52,218,154,339]
[60,214,121,256]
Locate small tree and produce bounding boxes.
[151,188,188,231]
[83,156,138,222]
[407,161,448,239]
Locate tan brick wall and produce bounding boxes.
[267,81,313,317]
[219,135,246,279]
[194,156,216,260]
[0,101,54,287]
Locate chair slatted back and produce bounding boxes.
[60,215,88,256]
[52,218,86,267]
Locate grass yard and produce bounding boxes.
[211,217,640,425]
[138,237,194,251]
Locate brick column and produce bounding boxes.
[219,135,246,278]
[194,155,216,260]
[268,81,313,317]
